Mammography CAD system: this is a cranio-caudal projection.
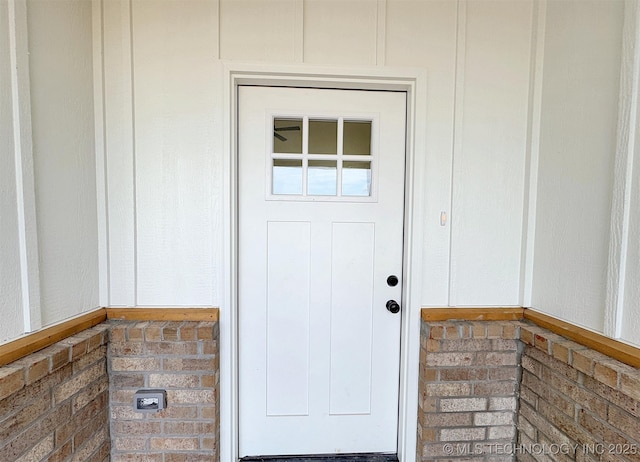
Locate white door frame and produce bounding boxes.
[220,63,428,462]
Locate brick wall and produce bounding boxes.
[108,320,220,462]
[417,320,522,461]
[517,323,640,462]
[0,324,110,461]
[418,318,640,462]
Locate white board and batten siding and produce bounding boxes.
[100,0,536,311]
[531,0,625,334]
[0,0,99,342]
[449,0,533,306]
[27,0,99,326]
[2,0,635,355]
[0,0,24,343]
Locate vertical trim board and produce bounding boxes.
[376,0,386,66]
[448,0,467,306]
[103,0,135,306]
[605,0,640,338]
[8,0,42,332]
[93,0,109,308]
[522,0,547,307]
[294,0,304,63]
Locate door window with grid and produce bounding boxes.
[269,116,377,201]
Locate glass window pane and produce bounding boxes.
[308,160,337,196]
[342,161,371,197]
[309,120,337,155]
[273,159,302,195]
[273,118,302,154]
[343,121,371,155]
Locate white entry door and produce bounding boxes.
[238,86,406,457]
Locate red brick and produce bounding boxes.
[14,353,49,385]
[620,372,640,402]
[439,397,486,412]
[145,342,198,356]
[46,344,71,372]
[582,374,640,418]
[520,326,535,346]
[202,374,217,388]
[594,361,619,389]
[441,339,492,352]
[109,325,127,342]
[109,342,144,356]
[115,437,146,451]
[150,437,199,450]
[440,427,485,441]
[608,406,640,441]
[425,339,440,352]
[196,322,216,340]
[474,381,516,396]
[579,409,633,449]
[423,412,473,427]
[163,322,183,341]
[47,440,73,462]
[426,352,474,367]
[0,366,25,400]
[200,405,217,419]
[429,326,445,339]
[0,393,50,441]
[202,341,218,355]
[534,333,550,353]
[179,324,196,341]
[440,367,487,382]
[502,323,517,339]
[487,323,503,339]
[444,324,459,339]
[114,421,162,434]
[571,349,608,376]
[424,382,471,397]
[144,322,166,341]
[112,455,162,462]
[149,373,199,388]
[111,357,160,372]
[74,345,107,373]
[488,367,518,381]
[162,358,216,371]
[475,351,518,366]
[126,322,149,342]
[149,405,199,419]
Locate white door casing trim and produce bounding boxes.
[220,62,427,462]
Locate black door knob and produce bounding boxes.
[386,300,400,314]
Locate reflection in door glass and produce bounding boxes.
[308,160,337,196]
[343,121,371,155]
[342,161,371,196]
[273,118,303,154]
[308,120,337,154]
[273,159,303,195]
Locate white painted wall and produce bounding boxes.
[621,131,640,344]
[531,0,624,332]
[385,0,457,306]
[0,0,24,343]
[132,0,218,306]
[450,0,532,305]
[100,0,534,309]
[2,0,639,349]
[27,0,99,325]
[620,0,640,346]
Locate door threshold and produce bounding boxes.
[241,454,398,462]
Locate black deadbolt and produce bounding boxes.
[387,275,399,287]
[386,300,400,314]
